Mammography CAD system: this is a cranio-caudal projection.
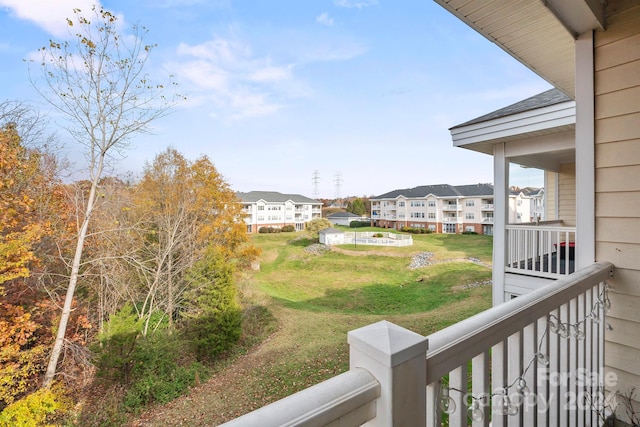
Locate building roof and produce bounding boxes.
[373,183,493,200]
[237,191,321,204]
[510,187,544,197]
[327,211,363,219]
[451,89,572,129]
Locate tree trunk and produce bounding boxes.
[43,158,103,387]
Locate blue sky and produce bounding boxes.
[0,0,549,198]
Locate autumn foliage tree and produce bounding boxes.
[124,148,257,334]
[0,125,68,412]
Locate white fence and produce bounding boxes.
[343,232,413,247]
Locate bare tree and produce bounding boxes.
[31,6,180,387]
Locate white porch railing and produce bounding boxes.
[219,262,612,427]
[506,223,576,278]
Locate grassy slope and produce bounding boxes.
[131,231,492,426]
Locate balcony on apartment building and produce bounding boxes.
[442,201,462,211]
[221,261,613,427]
[482,200,494,210]
[506,220,576,279]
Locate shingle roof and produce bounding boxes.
[327,212,362,218]
[451,88,572,129]
[510,187,543,197]
[237,191,321,204]
[373,183,493,199]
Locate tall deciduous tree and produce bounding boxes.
[129,148,256,334]
[31,6,179,387]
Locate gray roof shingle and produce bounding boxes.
[451,88,572,129]
[327,212,363,218]
[373,183,493,199]
[237,191,321,204]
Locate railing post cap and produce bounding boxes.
[348,320,428,368]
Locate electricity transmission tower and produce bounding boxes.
[334,172,343,206]
[312,170,320,199]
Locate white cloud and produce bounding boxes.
[0,0,105,37]
[316,12,334,26]
[169,36,295,121]
[249,66,292,83]
[334,0,377,9]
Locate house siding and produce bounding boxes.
[558,162,576,227]
[544,170,558,220]
[595,1,640,409]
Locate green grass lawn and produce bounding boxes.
[136,229,493,426]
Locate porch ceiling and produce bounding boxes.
[433,0,606,98]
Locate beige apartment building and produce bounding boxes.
[370,183,495,235]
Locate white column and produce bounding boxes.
[348,320,429,427]
[575,31,595,269]
[493,143,509,305]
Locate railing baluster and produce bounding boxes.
[559,303,569,426]
[524,229,529,272]
[597,281,605,418]
[508,331,523,427]
[549,308,560,425]
[472,351,490,427]
[522,323,536,425]
[492,340,507,427]
[536,317,549,427]
[585,287,595,427]
[577,292,586,426]
[569,297,578,427]
[426,382,439,427]
[449,366,467,427]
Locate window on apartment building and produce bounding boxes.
[466,213,474,220]
[428,225,436,231]
[399,201,405,207]
[428,212,436,219]
[517,200,522,206]
[428,200,436,207]
[466,200,475,207]
[465,226,475,232]
[257,216,264,221]
[258,205,264,210]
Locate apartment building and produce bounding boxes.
[370,183,495,235]
[237,191,323,233]
[509,186,545,223]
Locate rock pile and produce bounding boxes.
[408,252,435,269]
[304,243,330,255]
